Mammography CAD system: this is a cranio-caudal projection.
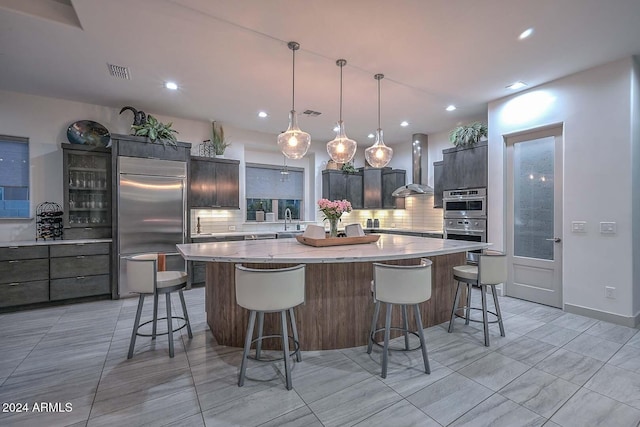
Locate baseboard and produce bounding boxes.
[564,303,639,328]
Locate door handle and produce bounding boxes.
[545,237,562,243]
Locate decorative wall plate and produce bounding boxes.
[66,120,111,147]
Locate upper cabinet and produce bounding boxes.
[189,156,240,208]
[441,141,488,190]
[321,170,363,209]
[62,143,112,239]
[363,168,406,209]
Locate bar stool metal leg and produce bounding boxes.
[178,289,193,339]
[281,310,292,390]
[289,308,301,362]
[166,293,174,357]
[402,304,410,350]
[152,292,159,340]
[367,301,381,354]
[448,281,462,333]
[465,282,472,325]
[382,303,393,379]
[413,304,430,374]
[238,310,256,387]
[255,312,264,359]
[490,285,505,337]
[128,294,145,359]
[481,284,489,346]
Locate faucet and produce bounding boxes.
[284,208,292,231]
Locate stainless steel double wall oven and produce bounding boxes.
[443,188,487,262]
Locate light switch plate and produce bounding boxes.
[600,222,616,234]
[571,221,587,233]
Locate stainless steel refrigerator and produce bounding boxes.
[116,156,187,297]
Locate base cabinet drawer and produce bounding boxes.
[0,259,49,284]
[50,275,110,300]
[0,280,49,307]
[50,243,110,257]
[50,254,110,279]
[0,246,48,261]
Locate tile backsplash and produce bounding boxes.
[191,194,443,235]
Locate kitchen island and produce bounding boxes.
[177,234,488,350]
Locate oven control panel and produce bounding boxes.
[445,218,486,231]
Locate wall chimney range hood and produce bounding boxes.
[392,133,434,197]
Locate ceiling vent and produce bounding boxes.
[303,110,322,117]
[107,63,131,80]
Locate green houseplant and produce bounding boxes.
[211,122,230,156]
[449,121,487,147]
[130,114,178,147]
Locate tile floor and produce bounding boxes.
[1,286,639,427]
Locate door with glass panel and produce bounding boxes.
[505,126,563,307]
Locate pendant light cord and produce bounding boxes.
[377,77,381,129]
[339,61,343,122]
[292,47,295,112]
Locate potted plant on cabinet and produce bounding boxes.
[449,121,487,147]
[130,114,179,147]
[211,122,230,157]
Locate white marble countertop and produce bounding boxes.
[0,239,112,247]
[177,234,487,264]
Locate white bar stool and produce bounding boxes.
[448,251,507,346]
[235,264,305,390]
[367,259,432,379]
[126,254,192,359]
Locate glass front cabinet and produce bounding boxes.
[62,143,112,239]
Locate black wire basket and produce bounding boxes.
[36,202,64,241]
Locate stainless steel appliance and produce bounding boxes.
[444,218,486,242]
[392,133,434,197]
[443,188,487,218]
[443,188,487,263]
[116,156,187,296]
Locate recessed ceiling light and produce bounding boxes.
[258,111,268,118]
[165,81,178,90]
[367,133,375,139]
[400,121,409,127]
[506,81,527,90]
[519,28,534,40]
[446,105,456,111]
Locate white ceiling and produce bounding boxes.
[1,0,640,145]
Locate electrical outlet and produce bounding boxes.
[228,225,236,231]
[571,221,587,233]
[600,222,616,234]
[605,286,616,299]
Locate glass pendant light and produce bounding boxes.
[365,74,393,168]
[277,41,311,159]
[326,59,357,163]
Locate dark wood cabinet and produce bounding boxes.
[0,242,112,309]
[62,143,112,239]
[442,142,488,190]
[382,169,406,209]
[49,242,111,301]
[111,134,191,162]
[433,161,444,208]
[362,168,406,209]
[0,245,49,308]
[189,156,240,209]
[321,170,363,209]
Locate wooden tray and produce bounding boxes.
[295,234,380,247]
